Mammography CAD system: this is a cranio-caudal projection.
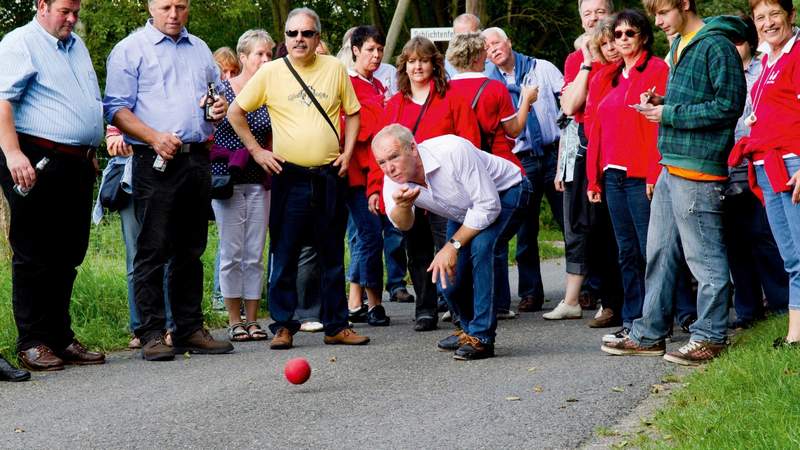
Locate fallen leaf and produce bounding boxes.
[663,434,673,440]
[527,367,537,372]
[14,428,24,433]
[505,396,521,401]
[612,440,628,448]
[611,386,624,392]
[651,384,665,394]
[329,356,337,363]
[183,352,191,359]
[533,385,544,393]
[566,398,579,402]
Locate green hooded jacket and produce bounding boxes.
[659,16,747,176]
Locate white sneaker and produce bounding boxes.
[299,321,324,332]
[594,306,604,319]
[602,327,630,344]
[542,301,582,320]
[442,311,452,322]
[497,310,517,320]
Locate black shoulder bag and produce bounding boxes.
[470,79,495,153]
[283,56,339,141]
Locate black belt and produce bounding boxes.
[133,142,208,154]
[280,161,336,176]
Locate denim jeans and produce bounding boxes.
[442,179,530,344]
[513,150,564,304]
[294,245,321,322]
[755,157,800,311]
[724,189,789,319]
[267,163,349,336]
[119,198,174,332]
[346,186,383,290]
[382,216,407,294]
[630,169,731,345]
[604,170,650,328]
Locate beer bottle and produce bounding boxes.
[14,156,50,196]
[204,82,217,121]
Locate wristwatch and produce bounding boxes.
[580,64,592,71]
[449,238,462,251]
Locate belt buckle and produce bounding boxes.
[179,143,191,154]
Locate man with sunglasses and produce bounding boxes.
[104,0,233,361]
[228,7,367,349]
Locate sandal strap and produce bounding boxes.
[227,322,248,338]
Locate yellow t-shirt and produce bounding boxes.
[235,54,361,167]
[674,28,701,64]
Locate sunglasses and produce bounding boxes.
[614,30,640,39]
[285,29,318,38]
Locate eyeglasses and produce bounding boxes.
[614,30,640,39]
[285,29,318,38]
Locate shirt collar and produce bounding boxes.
[757,27,800,57]
[32,18,75,51]
[145,19,191,45]
[348,68,374,83]
[451,71,487,80]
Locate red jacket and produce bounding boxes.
[586,53,668,193]
[346,74,386,187]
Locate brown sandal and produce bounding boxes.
[227,323,250,342]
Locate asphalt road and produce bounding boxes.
[0,258,680,449]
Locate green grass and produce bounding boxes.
[647,316,800,449]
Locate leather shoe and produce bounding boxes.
[173,328,234,355]
[453,335,495,360]
[18,345,64,371]
[0,356,30,382]
[270,327,293,350]
[390,287,415,303]
[517,296,543,312]
[588,307,621,328]
[324,328,370,345]
[58,340,105,365]
[414,317,437,332]
[141,336,175,361]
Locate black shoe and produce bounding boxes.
[367,305,391,326]
[680,316,697,333]
[454,336,495,360]
[414,317,437,332]
[0,356,30,382]
[390,288,415,303]
[731,318,754,330]
[437,297,449,313]
[348,304,368,323]
[437,330,465,352]
[773,337,800,349]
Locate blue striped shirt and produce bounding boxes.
[103,20,220,145]
[0,19,104,147]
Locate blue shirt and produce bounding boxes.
[0,19,103,146]
[103,20,220,145]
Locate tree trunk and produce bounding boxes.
[368,0,386,36]
[384,0,412,62]
[270,0,290,43]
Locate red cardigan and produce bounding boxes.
[586,53,668,193]
[346,74,386,187]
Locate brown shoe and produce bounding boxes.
[173,328,234,355]
[588,307,621,328]
[324,328,370,345]
[58,340,105,365]
[18,345,64,371]
[517,296,543,312]
[578,291,598,310]
[663,340,726,366]
[270,327,293,350]
[601,337,665,356]
[141,336,175,361]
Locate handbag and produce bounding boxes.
[99,161,129,212]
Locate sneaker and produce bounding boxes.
[578,291,598,310]
[602,327,630,344]
[518,296,543,312]
[589,307,621,328]
[601,337,666,356]
[270,327,293,349]
[542,301,582,320]
[442,311,452,322]
[414,316,437,332]
[173,329,234,355]
[680,316,697,333]
[141,337,175,361]
[348,305,368,323]
[437,330,466,352]
[453,335,495,360]
[324,328,370,345]
[663,340,726,366]
[367,305,391,326]
[299,321,323,333]
[497,310,517,320]
[773,337,800,349]
[390,287,415,303]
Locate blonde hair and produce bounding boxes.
[213,47,240,75]
[235,29,274,56]
[589,16,616,64]
[446,33,486,71]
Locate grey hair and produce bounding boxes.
[236,29,275,56]
[373,124,416,153]
[286,7,321,33]
[453,13,481,30]
[481,27,509,42]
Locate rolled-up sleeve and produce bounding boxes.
[453,147,501,230]
[103,44,139,123]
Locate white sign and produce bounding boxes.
[410,27,454,42]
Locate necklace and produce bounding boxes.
[747,60,776,126]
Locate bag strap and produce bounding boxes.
[283,56,339,141]
[471,79,491,109]
[411,92,433,135]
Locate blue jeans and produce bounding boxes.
[604,170,650,328]
[382,216,407,294]
[346,187,383,289]
[630,169,731,345]
[267,163,349,336]
[755,157,800,311]
[442,180,530,344]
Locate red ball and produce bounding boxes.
[284,358,311,385]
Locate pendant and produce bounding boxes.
[745,113,757,127]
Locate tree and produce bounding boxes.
[1,0,35,39]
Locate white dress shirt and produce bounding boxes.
[383,135,522,231]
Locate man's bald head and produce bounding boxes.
[453,13,480,34]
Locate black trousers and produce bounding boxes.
[132,147,210,343]
[404,212,439,321]
[0,142,95,352]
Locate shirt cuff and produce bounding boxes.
[462,208,497,231]
[661,104,675,128]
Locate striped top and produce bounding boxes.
[0,19,103,147]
